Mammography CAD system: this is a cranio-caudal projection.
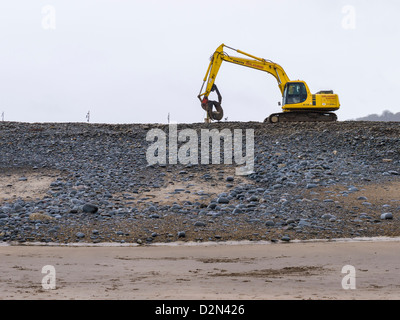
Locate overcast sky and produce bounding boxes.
[0,0,399,124]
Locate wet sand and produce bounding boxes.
[1,238,399,300]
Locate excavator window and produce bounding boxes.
[283,82,307,105]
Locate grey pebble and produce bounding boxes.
[217,197,229,204]
[380,213,393,220]
[194,221,206,227]
[82,203,98,214]
[75,232,85,238]
[232,208,243,214]
[265,220,275,227]
[178,231,186,238]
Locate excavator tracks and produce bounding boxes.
[264,111,337,123]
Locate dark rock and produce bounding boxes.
[249,195,259,202]
[265,220,275,227]
[178,231,186,238]
[82,203,98,214]
[217,197,229,204]
[208,203,217,209]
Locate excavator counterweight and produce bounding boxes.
[198,44,340,123]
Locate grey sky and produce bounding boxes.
[0,0,399,123]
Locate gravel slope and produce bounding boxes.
[0,121,399,244]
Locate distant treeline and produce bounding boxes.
[355,110,400,121]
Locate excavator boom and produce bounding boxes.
[199,44,290,98]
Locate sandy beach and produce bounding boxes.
[1,238,399,300]
[1,122,400,301]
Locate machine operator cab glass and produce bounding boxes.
[283,82,307,105]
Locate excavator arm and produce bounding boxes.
[198,44,290,100]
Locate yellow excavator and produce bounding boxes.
[198,44,340,123]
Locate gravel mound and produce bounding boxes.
[0,121,399,244]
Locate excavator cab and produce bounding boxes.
[283,82,308,105]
